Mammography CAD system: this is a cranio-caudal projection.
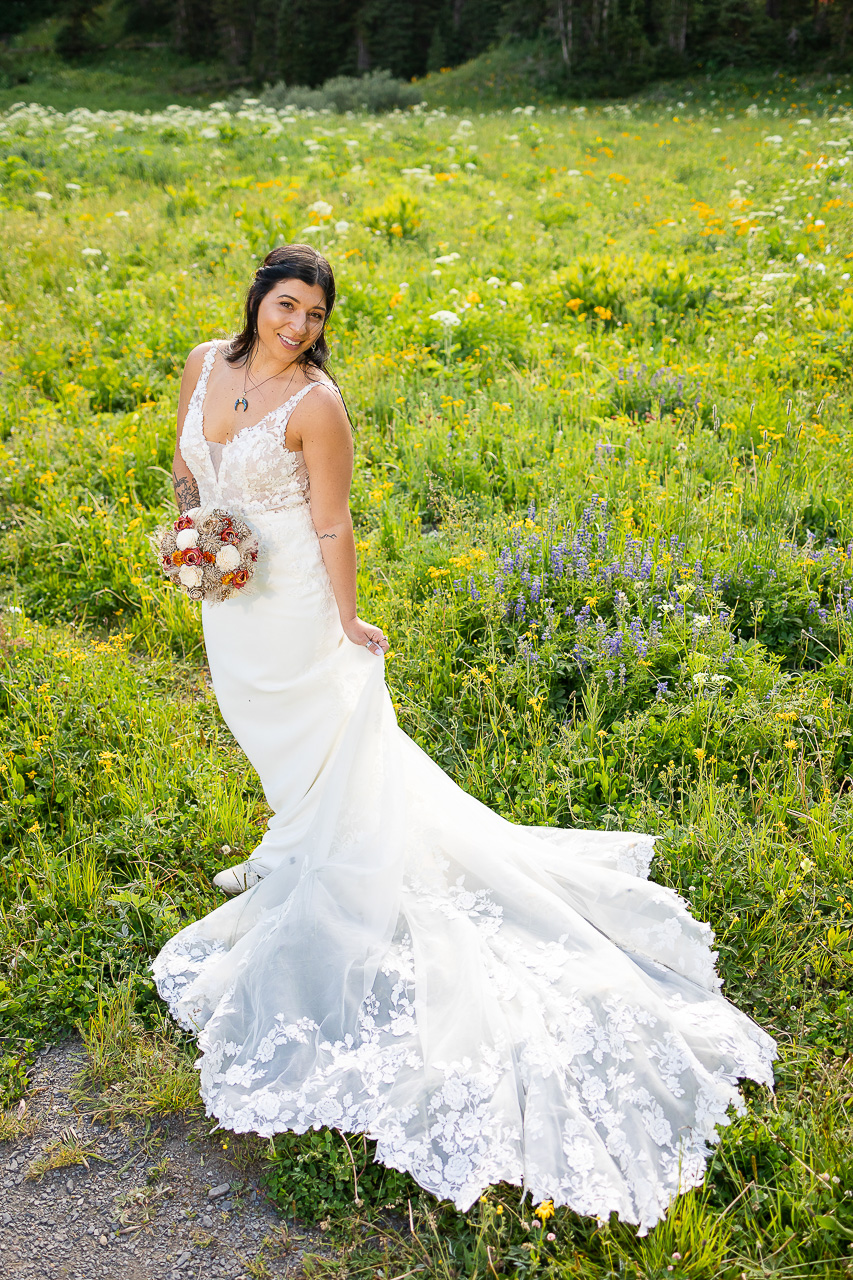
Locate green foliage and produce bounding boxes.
[1,83,852,1279]
[261,1129,416,1227]
[246,69,424,115]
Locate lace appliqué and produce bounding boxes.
[154,870,777,1236]
[179,343,323,520]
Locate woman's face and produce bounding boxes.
[256,276,327,365]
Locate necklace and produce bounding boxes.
[234,357,298,413]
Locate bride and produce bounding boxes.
[153,243,777,1236]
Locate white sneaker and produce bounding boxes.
[212,861,262,895]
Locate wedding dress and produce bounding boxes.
[153,342,777,1236]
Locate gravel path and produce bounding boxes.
[1,1038,326,1279]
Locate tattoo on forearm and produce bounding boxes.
[318,533,337,541]
[174,471,200,513]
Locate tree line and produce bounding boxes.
[4,0,852,90]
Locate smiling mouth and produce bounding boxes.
[278,334,301,349]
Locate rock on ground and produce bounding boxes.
[0,1038,326,1279]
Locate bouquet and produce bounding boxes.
[154,509,259,603]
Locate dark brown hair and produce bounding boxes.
[226,243,352,422]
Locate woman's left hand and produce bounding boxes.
[342,616,389,656]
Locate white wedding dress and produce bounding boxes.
[153,343,777,1236]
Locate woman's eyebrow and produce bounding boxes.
[276,291,327,312]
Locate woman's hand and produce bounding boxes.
[342,616,389,656]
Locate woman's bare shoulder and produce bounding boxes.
[185,340,218,371]
[303,373,348,413]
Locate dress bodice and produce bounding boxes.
[179,343,320,517]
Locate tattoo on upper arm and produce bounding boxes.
[173,470,200,514]
[318,533,337,541]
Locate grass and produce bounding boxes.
[0,73,852,1278]
[25,1125,104,1178]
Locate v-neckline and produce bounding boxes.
[198,345,316,453]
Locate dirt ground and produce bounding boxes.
[0,1038,328,1280]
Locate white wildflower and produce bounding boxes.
[429,310,461,327]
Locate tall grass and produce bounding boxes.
[0,80,851,1277]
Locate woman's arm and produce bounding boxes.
[171,344,211,513]
[294,385,388,656]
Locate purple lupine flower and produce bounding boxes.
[655,680,669,700]
[530,576,541,604]
[605,668,615,690]
[468,577,481,601]
[515,596,526,619]
[619,663,627,689]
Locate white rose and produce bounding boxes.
[215,545,241,572]
[175,529,198,550]
[178,565,203,587]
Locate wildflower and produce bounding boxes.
[429,310,461,327]
[567,297,584,311]
[784,739,797,750]
[81,247,102,256]
[593,305,613,320]
[546,1232,556,1242]
[536,1200,555,1222]
[694,747,706,761]
[27,821,40,833]
[308,199,333,217]
[33,191,52,200]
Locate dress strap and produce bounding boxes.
[272,381,323,442]
[190,343,219,412]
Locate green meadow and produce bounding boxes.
[0,75,852,1277]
